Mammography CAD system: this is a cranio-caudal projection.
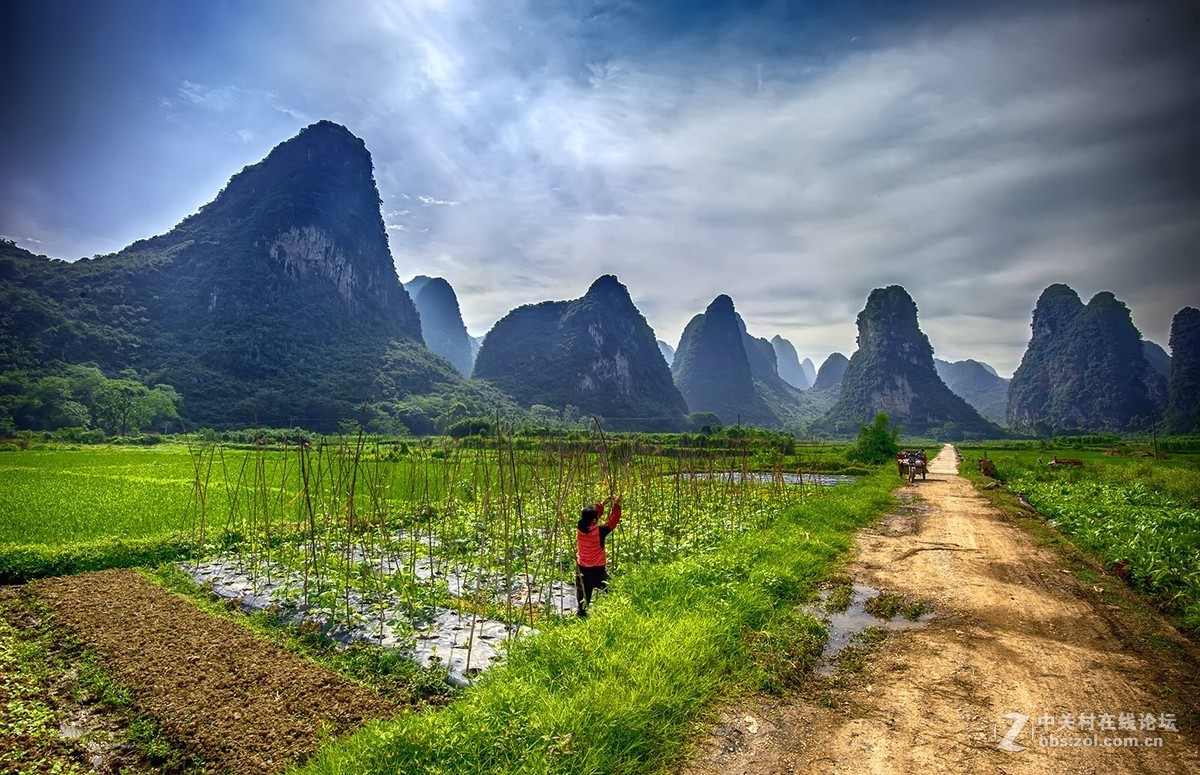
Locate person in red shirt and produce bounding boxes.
[575,494,622,617]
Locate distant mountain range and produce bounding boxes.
[1,122,1189,439]
[935,358,1010,426]
[657,340,675,366]
[800,357,817,387]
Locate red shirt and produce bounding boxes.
[577,501,621,567]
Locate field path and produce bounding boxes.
[686,445,1200,774]
[33,569,395,774]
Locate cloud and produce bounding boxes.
[175,81,245,112]
[329,0,1196,376]
[7,0,1197,376]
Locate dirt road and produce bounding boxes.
[687,445,1200,774]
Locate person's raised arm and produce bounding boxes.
[605,494,622,528]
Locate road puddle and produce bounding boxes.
[810,583,932,675]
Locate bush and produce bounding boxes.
[446,417,492,438]
[849,413,899,464]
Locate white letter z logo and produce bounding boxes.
[998,712,1029,752]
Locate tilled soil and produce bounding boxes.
[686,445,1200,774]
[32,569,396,774]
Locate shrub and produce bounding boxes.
[849,413,899,464]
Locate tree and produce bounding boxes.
[850,412,899,464]
[95,379,149,436]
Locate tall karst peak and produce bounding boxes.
[856,285,932,368]
[473,276,686,430]
[801,357,818,386]
[706,294,737,317]
[1031,283,1085,339]
[812,352,849,391]
[0,121,457,430]
[816,286,998,438]
[404,276,474,377]
[770,335,810,390]
[584,274,626,298]
[1008,284,1165,433]
[1166,307,1200,435]
[671,295,827,428]
[170,120,419,332]
[671,295,763,426]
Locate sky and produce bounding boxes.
[3,0,1198,377]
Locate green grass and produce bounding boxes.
[297,468,898,774]
[0,445,207,545]
[862,593,928,621]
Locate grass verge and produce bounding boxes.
[0,533,196,584]
[297,468,897,774]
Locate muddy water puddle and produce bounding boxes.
[809,583,932,675]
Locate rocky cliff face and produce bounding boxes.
[0,121,474,430]
[404,275,475,376]
[169,120,421,334]
[472,275,687,430]
[770,335,810,390]
[1007,285,1165,433]
[812,352,849,391]
[816,286,999,438]
[1166,307,1200,435]
[935,358,1010,426]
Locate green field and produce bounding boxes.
[1,435,902,773]
[0,446,205,545]
[296,465,897,775]
[958,443,1200,633]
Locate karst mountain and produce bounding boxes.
[472,275,687,430]
[0,121,505,430]
[816,286,999,438]
[404,275,475,377]
[1007,284,1166,433]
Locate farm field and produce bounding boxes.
[0,445,204,545]
[0,433,903,773]
[957,442,1200,633]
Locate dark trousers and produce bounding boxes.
[576,564,608,613]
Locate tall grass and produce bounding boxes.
[299,469,895,774]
